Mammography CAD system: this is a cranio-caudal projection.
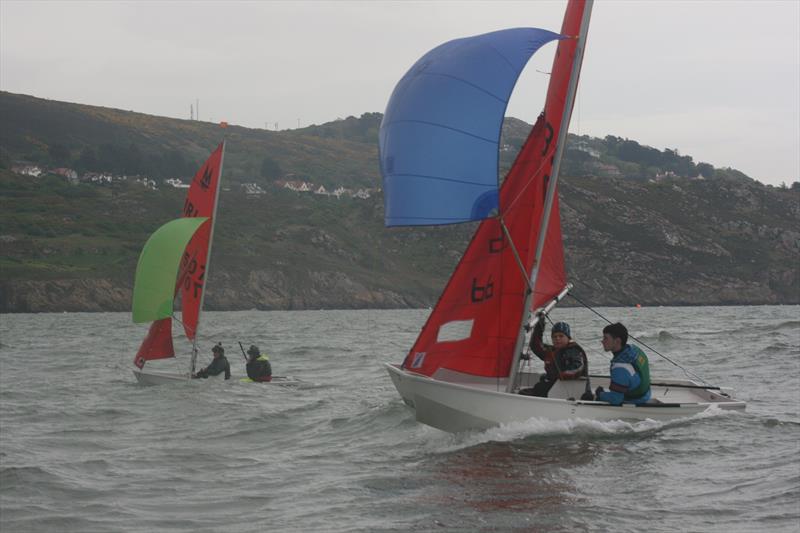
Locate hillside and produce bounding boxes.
[1,91,798,312]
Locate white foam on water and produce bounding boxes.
[420,404,742,453]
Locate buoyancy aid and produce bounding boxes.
[247,354,272,381]
[626,345,650,399]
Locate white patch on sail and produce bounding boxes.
[437,319,474,342]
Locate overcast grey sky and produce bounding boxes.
[1,0,798,185]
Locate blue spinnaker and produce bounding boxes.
[379,27,563,227]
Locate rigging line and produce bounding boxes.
[171,313,207,359]
[499,217,533,294]
[567,291,713,386]
[503,146,553,214]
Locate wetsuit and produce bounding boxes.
[246,355,272,382]
[195,355,231,380]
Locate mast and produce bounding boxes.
[506,0,593,392]
[189,139,226,375]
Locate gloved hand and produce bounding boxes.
[520,352,530,361]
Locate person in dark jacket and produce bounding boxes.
[594,322,651,405]
[194,343,231,380]
[245,345,272,382]
[521,316,590,398]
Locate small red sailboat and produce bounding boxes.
[380,0,745,431]
[131,142,225,385]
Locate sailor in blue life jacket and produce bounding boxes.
[246,345,272,382]
[594,322,651,405]
[193,343,231,380]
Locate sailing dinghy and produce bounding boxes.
[131,141,226,385]
[130,142,302,386]
[379,0,745,432]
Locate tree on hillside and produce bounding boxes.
[76,146,98,173]
[696,162,715,178]
[97,144,120,173]
[260,156,283,179]
[122,143,144,175]
[48,143,70,166]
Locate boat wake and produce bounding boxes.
[426,405,743,452]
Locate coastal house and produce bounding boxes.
[51,167,79,181]
[11,164,43,177]
[313,185,328,195]
[278,180,312,192]
[242,182,266,195]
[165,178,189,188]
[574,140,600,158]
[331,186,350,198]
[135,177,157,190]
[83,172,114,184]
[589,161,622,178]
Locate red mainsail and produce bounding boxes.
[178,143,224,340]
[134,142,225,367]
[402,0,587,379]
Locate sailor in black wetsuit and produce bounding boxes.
[245,345,273,382]
[194,343,231,380]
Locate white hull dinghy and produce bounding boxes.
[386,364,745,433]
[133,369,303,386]
[377,0,745,432]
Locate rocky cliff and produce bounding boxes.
[1,92,797,312]
[2,172,796,313]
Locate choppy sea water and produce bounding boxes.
[1,306,798,532]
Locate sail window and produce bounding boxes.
[437,320,474,343]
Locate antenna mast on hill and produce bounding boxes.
[196,98,199,121]
[190,104,194,121]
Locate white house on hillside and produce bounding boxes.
[165,178,190,188]
[11,164,43,177]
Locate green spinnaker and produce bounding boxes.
[132,217,209,323]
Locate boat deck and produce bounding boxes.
[425,366,740,406]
